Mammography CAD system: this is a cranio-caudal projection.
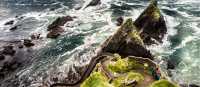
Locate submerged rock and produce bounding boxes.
[0,54,5,61]
[9,26,18,31]
[2,45,16,56]
[134,0,167,45]
[101,18,153,59]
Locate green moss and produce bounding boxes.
[121,18,135,31]
[112,72,144,87]
[150,79,179,87]
[81,72,113,87]
[108,57,129,73]
[129,31,144,45]
[145,0,161,20]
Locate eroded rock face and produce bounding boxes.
[101,18,153,59]
[134,0,167,45]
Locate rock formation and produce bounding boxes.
[47,16,74,38]
[134,0,167,45]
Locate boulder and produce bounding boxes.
[101,18,153,59]
[2,45,16,56]
[23,39,34,47]
[134,0,167,45]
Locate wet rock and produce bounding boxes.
[47,27,64,38]
[167,59,176,69]
[23,39,34,47]
[116,16,124,26]
[2,45,16,56]
[31,33,41,40]
[9,26,18,31]
[85,0,101,8]
[101,18,153,59]
[47,16,73,38]
[0,54,5,61]
[134,0,167,45]
[47,16,73,31]
[4,20,14,25]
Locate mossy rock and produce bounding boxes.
[150,79,179,87]
[101,18,153,59]
[134,0,167,45]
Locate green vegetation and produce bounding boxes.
[81,72,113,87]
[145,0,161,20]
[150,79,179,87]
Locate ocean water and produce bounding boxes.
[0,0,200,86]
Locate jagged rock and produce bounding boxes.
[101,18,153,59]
[134,0,167,45]
[23,39,34,47]
[47,16,73,38]
[2,45,16,56]
[116,16,124,26]
[47,16,73,31]
[4,20,14,25]
[85,0,101,8]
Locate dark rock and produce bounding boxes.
[167,59,176,69]
[31,33,41,40]
[47,27,64,38]
[116,16,124,26]
[9,26,18,31]
[180,84,200,87]
[190,84,200,87]
[23,39,34,47]
[2,45,16,56]
[4,20,14,25]
[18,44,24,49]
[85,0,101,8]
[48,16,73,31]
[0,54,5,61]
[134,0,167,45]
[101,18,153,59]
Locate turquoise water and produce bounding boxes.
[0,0,200,86]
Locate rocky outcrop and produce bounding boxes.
[134,0,167,45]
[47,16,73,38]
[101,18,153,59]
